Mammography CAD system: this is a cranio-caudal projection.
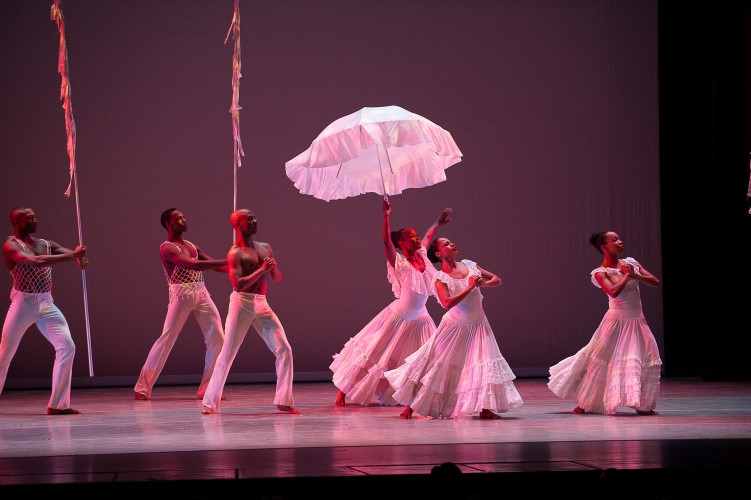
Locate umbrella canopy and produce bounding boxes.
[285,105,462,201]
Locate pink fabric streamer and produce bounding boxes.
[50,0,77,198]
[50,1,94,376]
[226,0,245,210]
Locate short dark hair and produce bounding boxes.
[431,461,462,477]
[9,207,30,225]
[427,238,442,263]
[589,231,609,254]
[230,209,253,227]
[390,229,407,249]
[160,208,177,229]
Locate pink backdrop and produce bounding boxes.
[0,0,660,388]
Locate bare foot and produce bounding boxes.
[47,407,81,415]
[134,391,150,401]
[573,406,586,414]
[277,405,301,414]
[334,390,346,406]
[636,409,659,415]
[201,406,216,415]
[479,409,501,419]
[400,406,413,419]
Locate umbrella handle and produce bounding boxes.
[376,143,394,199]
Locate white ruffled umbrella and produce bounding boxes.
[285,105,462,201]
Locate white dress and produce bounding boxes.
[329,247,438,406]
[547,257,662,414]
[384,259,523,418]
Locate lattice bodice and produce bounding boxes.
[9,237,52,294]
[162,241,206,300]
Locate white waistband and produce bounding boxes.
[10,289,53,303]
[231,291,266,300]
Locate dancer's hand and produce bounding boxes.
[72,245,86,258]
[262,257,277,272]
[383,198,391,215]
[436,208,452,225]
[619,263,633,276]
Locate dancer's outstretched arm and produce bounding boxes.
[382,198,397,268]
[421,208,452,248]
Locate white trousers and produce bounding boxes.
[135,290,224,398]
[202,292,294,410]
[0,290,75,410]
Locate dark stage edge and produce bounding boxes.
[1,439,749,499]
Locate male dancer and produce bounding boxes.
[134,208,227,400]
[201,209,299,414]
[0,207,87,415]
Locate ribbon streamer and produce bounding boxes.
[50,0,94,376]
[226,0,245,212]
[50,0,76,198]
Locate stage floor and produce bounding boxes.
[1,377,750,498]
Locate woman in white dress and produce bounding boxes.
[384,237,523,419]
[330,199,451,406]
[547,231,662,415]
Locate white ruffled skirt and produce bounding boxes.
[330,299,436,406]
[547,307,662,414]
[384,309,523,418]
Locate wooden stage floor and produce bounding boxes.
[0,377,749,499]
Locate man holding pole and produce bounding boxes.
[0,207,87,415]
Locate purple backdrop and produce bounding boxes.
[0,0,660,388]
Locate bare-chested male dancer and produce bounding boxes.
[0,207,87,415]
[134,208,227,400]
[201,209,299,414]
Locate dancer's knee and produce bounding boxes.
[274,342,292,361]
[57,340,76,359]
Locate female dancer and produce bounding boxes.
[384,237,523,419]
[547,231,661,415]
[330,199,451,406]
